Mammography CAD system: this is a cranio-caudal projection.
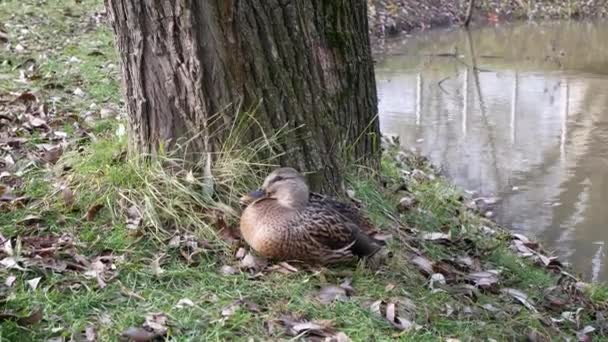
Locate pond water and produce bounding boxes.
[375,21,608,282]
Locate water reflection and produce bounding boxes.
[375,21,608,281]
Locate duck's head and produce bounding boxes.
[242,167,309,209]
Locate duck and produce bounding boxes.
[239,167,385,265]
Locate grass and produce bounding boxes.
[1,0,608,341]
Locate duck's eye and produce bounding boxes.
[272,176,284,183]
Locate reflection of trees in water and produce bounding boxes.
[376,20,608,280]
[465,28,502,191]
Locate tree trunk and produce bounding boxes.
[464,0,475,27]
[105,0,379,193]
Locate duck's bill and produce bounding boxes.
[239,189,266,207]
[248,189,266,199]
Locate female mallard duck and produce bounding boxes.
[239,167,384,265]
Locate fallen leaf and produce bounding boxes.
[85,325,96,342]
[422,232,450,242]
[239,252,267,272]
[511,240,535,256]
[29,117,47,129]
[84,203,104,221]
[0,234,13,255]
[62,187,75,207]
[512,233,531,244]
[27,277,41,290]
[444,303,455,317]
[411,255,433,276]
[432,261,460,282]
[277,262,298,273]
[385,283,396,292]
[279,315,343,339]
[220,265,238,275]
[535,253,562,268]
[168,235,181,248]
[481,303,500,313]
[398,196,417,212]
[429,273,446,290]
[411,169,429,182]
[3,155,15,167]
[369,300,420,332]
[371,233,393,242]
[317,285,349,304]
[0,257,24,270]
[331,332,352,342]
[346,189,362,204]
[99,313,112,326]
[235,247,247,259]
[184,170,197,184]
[5,275,16,287]
[84,259,108,288]
[99,107,115,119]
[577,325,595,341]
[466,270,500,290]
[126,204,142,230]
[501,288,537,313]
[120,327,158,342]
[175,298,194,309]
[117,280,145,301]
[448,284,480,299]
[73,87,86,97]
[150,255,164,276]
[221,301,241,318]
[561,308,583,323]
[143,312,168,335]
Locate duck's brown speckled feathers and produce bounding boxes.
[239,168,384,265]
[308,192,380,238]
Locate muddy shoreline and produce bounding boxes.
[367,0,608,43]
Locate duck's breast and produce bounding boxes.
[239,204,292,259]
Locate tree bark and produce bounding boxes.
[105,0,379,193]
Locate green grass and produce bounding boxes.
[1,0,608,341]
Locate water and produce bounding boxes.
[375,21,608,282]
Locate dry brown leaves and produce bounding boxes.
[167,233,211,265]
[0,232,122,289]
[369,298,421,332]
[278,315,351,341]
[510,233,563,270]
[120,312,169,342]
[316,279,354,305]
[220,299,261,320]
[0,91,78,187]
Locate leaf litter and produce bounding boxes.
[120,312,169,342]
[316,279,354,304]
[278,315,351,341]
[369,298,421,332]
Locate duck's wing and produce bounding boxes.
[303,202,381,257]
[309,192,380,238]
